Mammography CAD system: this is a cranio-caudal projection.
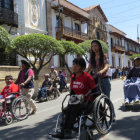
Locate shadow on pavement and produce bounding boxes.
[109,115,140,140]
[0,113,59,140]
[1,112,140,140]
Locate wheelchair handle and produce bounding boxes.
[7,92,19,95]
[62,94,70,111]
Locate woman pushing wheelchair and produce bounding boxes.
[124,57,140,104]
[51,57,98,139]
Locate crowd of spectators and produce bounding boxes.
[108,66,131,80]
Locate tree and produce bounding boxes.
[130,54,140,61]
[79,40,109,62]
[0,26,12,50]
[12,34,64,79]
[59,40,85,75]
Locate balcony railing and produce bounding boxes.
[56,26,89,41]
[0,7,18,27]
[125,50,136,56]
[111,44,125,54]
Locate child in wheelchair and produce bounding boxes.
[124,57,140,105]
[51,57,98,139]
[0,75,19,103]
[36,74,53,102]
[0,75,19,124]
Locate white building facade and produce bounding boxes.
[107,24,140,68]
[51,0,89,68]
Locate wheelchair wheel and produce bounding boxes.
[11,96,31,121]
[47,88,59,101]
[93,94,114,135]
[5,115,13,125]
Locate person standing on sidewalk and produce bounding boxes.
[49,66,60,96]
[15,60,37,115]
[86,40,116,121]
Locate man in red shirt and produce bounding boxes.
[52,57,97,139]
[0,75,19,101]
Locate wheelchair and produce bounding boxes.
[36,86,60,102]
[0,92,31,125]
[123,77,140,111]
[49,90,114,139]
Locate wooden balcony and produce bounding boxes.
[0,7,18,27]
[111,44,125,54]
[125,50,136,56]
[56,26,89,42]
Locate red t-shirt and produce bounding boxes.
[0,83,19,98]
[70,72,96,96]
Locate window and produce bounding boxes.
[128,61,130,68]
[75,23,80,31]
[119,57,121,67]
[0,0,13,10]
[59,55,65,67]
[0,0,2,7]
[96,32,100,40]
[111,38,113,46]
[5,0,10,9]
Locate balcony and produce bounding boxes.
[111,44,125,54]
[56,26,89,42]
[125,50,136,56]
[0,7,18,27]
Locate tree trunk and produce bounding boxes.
[34,69,39,80]
[64,62,72,76]
[32,69,40,99]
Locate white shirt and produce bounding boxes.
[108,68,112,77]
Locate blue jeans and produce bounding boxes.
[37,87,47,99]
[101,78,111,98]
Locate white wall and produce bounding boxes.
[68,54,75,67]
[51,9,57,38]
[64,16,71,28]
[81,23,87,33]
[17,0,47,35]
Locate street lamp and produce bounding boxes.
[58,0,63,27]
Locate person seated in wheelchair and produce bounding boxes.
[0,75,19,104]
[37,74,53,101]
[124,57,140,104]
[52,57,98,139]
[59,68,68,92]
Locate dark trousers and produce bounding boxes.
[62,103,86,130]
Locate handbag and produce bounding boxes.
[68,94,84,105]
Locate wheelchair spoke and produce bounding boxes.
[103,99,106,110]
[104,117,109,128]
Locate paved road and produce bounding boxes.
[0,79,140,140]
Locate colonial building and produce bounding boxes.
[0,0,47,65]
[50,0,90,67]
[107,24,140,68]
[49,0,108,67]
[84,5,108,42]
[0,0,18,65]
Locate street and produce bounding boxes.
[0,79,140,140]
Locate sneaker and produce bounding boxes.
[51,131,64,139]
[130,99,134,103]
[30,108,37,115]
[134,99,139,104]
[124,100,129,105]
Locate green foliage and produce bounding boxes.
[13,34,65,79]
[0,26,12,50]
[130,54,140,60]
[79,39,109,54]
[59,40,85,55]
[13,34,64,58]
